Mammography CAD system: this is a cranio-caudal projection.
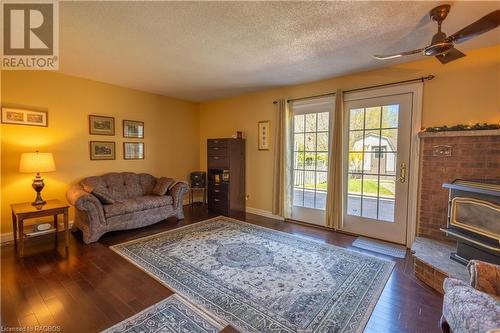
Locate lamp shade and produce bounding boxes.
[19,152,56,173]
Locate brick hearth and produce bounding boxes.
[417,130,500,241]
[412,237,469,294]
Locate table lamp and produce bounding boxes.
[19,151,56,206]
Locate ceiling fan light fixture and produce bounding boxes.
[373,6,499,65]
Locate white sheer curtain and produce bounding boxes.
[272,99,292,218]
[325,89,344,229]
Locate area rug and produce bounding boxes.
[101,294,224,333]
[111,216,395,333]
[352,237,407,258]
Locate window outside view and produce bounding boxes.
[292,104,399,221]
[293,112,329,210]
[347,105,399,222]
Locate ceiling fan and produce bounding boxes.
[374,5,500,64]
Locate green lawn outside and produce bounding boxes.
[304,183,327,190]
[303,179,394,197]
[348,179,394,197]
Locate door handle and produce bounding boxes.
[396,162,406,183]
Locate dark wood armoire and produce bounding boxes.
[207,138,245,216]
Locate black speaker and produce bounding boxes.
[190,171,206,188]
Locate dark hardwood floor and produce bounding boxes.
[1,205,443,333]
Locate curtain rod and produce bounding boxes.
[272,75,435,104]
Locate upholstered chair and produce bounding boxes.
[440,260,500,333]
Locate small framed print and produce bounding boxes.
[90,141,115,160]
[123,120,144,138]
[1,107,48,127]
[258,120,270,150]
[89,115,115,135]
[124,142,144,160]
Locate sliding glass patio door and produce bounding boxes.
[290,96,334,226]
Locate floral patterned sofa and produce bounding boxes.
[441,260,500,333]
[67,172,188,243]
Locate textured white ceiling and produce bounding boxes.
[58,1,500,101]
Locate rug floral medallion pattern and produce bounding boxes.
[111,217,395,333]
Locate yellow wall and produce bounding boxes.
[1,71,199,233]
[199,45,500,213]
[2,45,498,234]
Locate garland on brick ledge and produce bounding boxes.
[422,123,500,133]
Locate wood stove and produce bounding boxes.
[441,180,500,265]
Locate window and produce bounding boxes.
[347,105,398,222]
[292,110,330,210]
[372,146,386,159]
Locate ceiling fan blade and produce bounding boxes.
[435,48,466,64]
[374,48,424,60]
[447,9,500,44]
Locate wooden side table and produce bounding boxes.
[11,199,69,257]
[189,187,207,206]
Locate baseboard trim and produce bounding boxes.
[245,207,285,221]
[1,220,74,245]
[0,232,14,244]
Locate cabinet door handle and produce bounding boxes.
[214,199,221,202]
[214,140,219,143]
[213,147,219,150]
[213,156,219,160]
[214,189,220,193]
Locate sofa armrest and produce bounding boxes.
[467,260,500,297]
[444,277,469,292]
[66,184,106,225]
[168,181,189,208]
[442,277,500,333]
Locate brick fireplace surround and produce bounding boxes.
[418,130,500,241]
[413,129,499,293]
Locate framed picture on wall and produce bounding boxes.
[258,120,270,150]
[89,115,115,135]
[1,107,48,127]
[124,142,144,160]
[90,141,115,160]
[123,120,144,138]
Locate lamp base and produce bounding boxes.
[31,199,47,206]
[31,174,46,206]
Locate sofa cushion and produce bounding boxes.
[103,195,173,218]
[91,189,116,204]
[139,173,157,195]
[81,173,158,201]
[152,177,175,196]
[81,182,115,204]
[136,195,173,209]
[443,278,500,333]
[103,173,140,200]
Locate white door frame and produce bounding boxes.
[343,83,423,247]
